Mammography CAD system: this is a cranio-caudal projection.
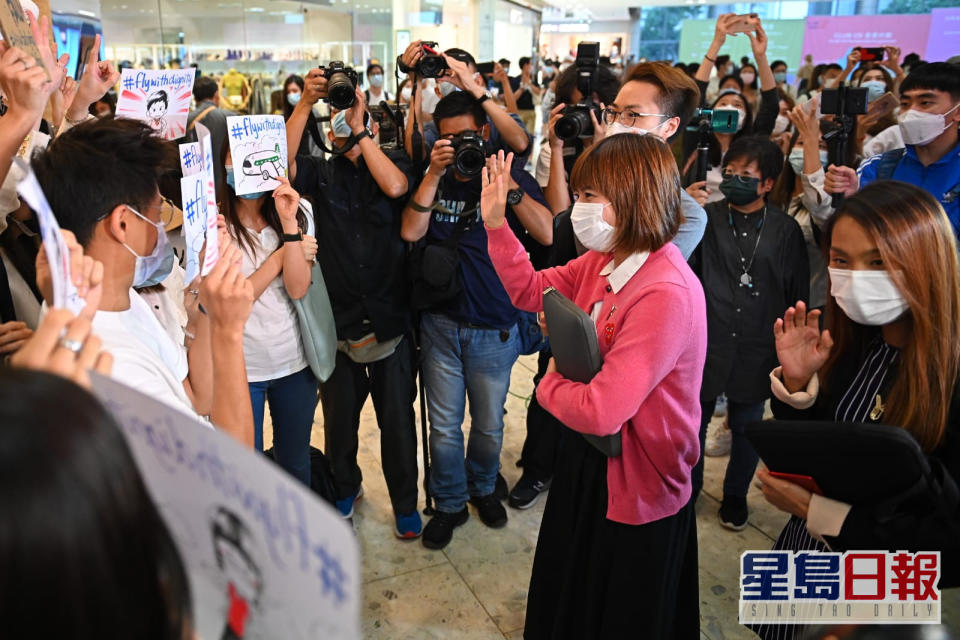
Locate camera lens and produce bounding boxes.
[418,55,445,78]
[555,107,593,140]
[328,71,356,110]
[455,145,486,178]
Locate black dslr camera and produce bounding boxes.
[555,42,602,141]
[319,61,359,110]
[417,42,448,78]
[449,131,487,178]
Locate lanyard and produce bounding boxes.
[727,206,766,288]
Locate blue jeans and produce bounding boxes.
[691,397,765,500]
[249,366,318,486]
[420,313,519,513]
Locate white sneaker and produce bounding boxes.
[705,421,732,457]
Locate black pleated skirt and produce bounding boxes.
[523,429,701,639]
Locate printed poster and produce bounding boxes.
[116,68,196,140]
[225,115,288,197]
[91,373,361,640]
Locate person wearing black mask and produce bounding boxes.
[689,135,809,530]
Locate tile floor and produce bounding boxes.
[266,354,960,639]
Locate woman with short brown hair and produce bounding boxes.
[481,133,708,638]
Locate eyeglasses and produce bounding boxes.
[722,172,759,184]
[96,197,178,227]
[601,107,669,128]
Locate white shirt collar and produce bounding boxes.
[599,252,649,294]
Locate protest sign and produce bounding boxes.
[91,373,361,640]
[0,0,49,80]
[196,122,219,276]
[179,141,203,177]
[226,115,288,197]
[179,173,207,284]
[116,69,195,140]
[14,159,84,314]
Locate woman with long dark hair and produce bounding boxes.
[754,180,960,638]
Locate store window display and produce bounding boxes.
[220,68,252,112]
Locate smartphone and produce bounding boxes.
[727,13,759,34]
[866,91,898,119]
[475,61,495,75]
[855,46,885,62]
[711,108,740,134]
[769,471,824,495]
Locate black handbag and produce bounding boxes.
[408,209,474,311]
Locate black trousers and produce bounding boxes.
[517,350,562,481]
[319,335,419,515]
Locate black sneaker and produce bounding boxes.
[469,493,508,528]
[422,508,469,550]
[508,475,551,510]
[495,472,508,501]
[718,495,749,531]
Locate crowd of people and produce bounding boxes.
[2,6,960,639]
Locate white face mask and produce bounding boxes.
[898,103,960,146]
[788,149,805,175]
[570,201,615,252]
[829,268,910,326]
[773,114,790,134]
[607,118,668,139]
[740,72,756,86]
[400,86,412,101]
[735,108,747,132]
[823,78,838,89]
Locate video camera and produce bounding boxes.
[686,107,741,183]
[820,83,868,206]
[319,61,360,110]
[449,131,487,178]
[555,42,602,141]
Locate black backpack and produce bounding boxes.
[263,446,337,506]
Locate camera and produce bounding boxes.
[417,42,448,78]
[319,61,359,110]
[555,42,601,141]
[369,103,402,149]
[449,131,487,178]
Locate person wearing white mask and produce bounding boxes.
[754,182,960,639]
[826,62,960,240]
[771,60,796,100]
[363,63,391,106]
[692,14,780,204]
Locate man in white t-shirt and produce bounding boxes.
[32,117,256,446]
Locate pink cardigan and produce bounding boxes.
[487,224,707,525]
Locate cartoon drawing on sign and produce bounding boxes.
[116,69,195,140]
[146,90,169,137]
[226,115,288,196]
[211,506,263,640]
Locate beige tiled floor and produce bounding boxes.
[266,354,960,638]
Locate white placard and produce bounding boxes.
[14,159,85,314]
[179,141,203,177]
[225,115,288,196]
[91,373,361,640]
[116,69,196,140]
[179,173,207,284]
[196,122,219,276]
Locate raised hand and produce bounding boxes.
[34,228,103,320]
[788,96,820,146]
[271,176,301,225]
[480,150,513,229]
[427,139,455,178]
[845,48,861,71]
[546,102,566,150]
[747,21,768,58]
[67,34,119,123]
[774,300,834,392]
[345,88,367,134]
[881,46,903,74]
[0,47,57,124]
[302,68,328,106]
[685,180,710,206]
[400,40,424,73]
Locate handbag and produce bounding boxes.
[292,260,338,382]
[408,207,474,311]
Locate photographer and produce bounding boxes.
[689,14,779,203]
[399,41,532,164]
[400,91,551,550]
[286,85,424,539]
[826,62,960,239]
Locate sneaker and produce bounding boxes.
[335,486,363,518]
[495,472,508,501]
[508,475,552,510]
[394,511,423,540]
[713,394,728,418]
[469,493,508,528]
[705,419,732,457]
[422,508,469,550]
[718,496,748,531]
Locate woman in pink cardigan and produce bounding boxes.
[480,135,708,639]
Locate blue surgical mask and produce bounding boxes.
[121,205,175,288]
[225,167,268,200]
[439,81,459,97]
[369,74,383,88]
[861,80,886,103]
[287,92,301,106]
[774,71,787,84]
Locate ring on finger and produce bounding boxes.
[58,336,84,354]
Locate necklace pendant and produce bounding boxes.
[740,272,752,287]
[870,394,884,421]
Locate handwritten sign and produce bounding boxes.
[0,0,49,80]
[116,69,195,140]
[196,122,219,276]
[179,141,203,177]
[90,373,361,640]
[14,159,84,313]
[179,173,207,284]
[226,115,287,197]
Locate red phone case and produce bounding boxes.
[769,471,824,495]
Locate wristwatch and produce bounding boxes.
[283,232,303,243]
[507,187,524,206]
